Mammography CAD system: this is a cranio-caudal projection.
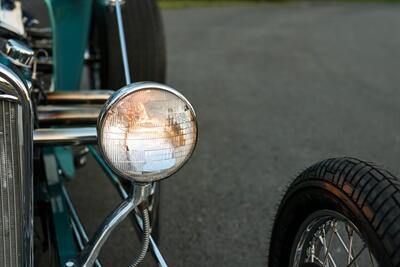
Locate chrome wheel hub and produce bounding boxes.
[292,210,378,267]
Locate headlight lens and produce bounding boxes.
[97,82,197,182]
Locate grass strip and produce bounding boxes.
[158,0,270,9]
[158,0,400,9]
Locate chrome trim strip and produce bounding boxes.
[0,76,19,97]
[33,127,97,146]
[0,63,33,267]
[0,94,18,102]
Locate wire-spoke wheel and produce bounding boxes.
[269,157,400,267]
[293,210,378,267]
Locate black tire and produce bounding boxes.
[269,157,400,267]
[93,0,166,90]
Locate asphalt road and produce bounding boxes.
[24,1,400,266]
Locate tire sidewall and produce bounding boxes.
[91,0,166,90]
[270,179,392,267]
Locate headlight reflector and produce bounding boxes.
[98,82,197,182]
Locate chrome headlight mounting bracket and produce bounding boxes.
[76,182,152,267]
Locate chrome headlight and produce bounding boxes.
[97,82,197,182]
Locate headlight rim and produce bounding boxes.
[97,81,198,183]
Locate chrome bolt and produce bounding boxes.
[79,155,88,166]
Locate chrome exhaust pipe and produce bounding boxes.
[33,127,97,146]
[45,90,112,105]
[37,105,101,126]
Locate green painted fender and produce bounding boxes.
[44,0,93,91]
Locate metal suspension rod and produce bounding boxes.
[71,219,85,250]
[62,186,90,242]
[115,0,132,84]
[62,186,102,267]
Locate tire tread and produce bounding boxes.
[296,157,400,266]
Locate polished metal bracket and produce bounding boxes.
[71,183,152,267]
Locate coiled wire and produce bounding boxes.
[130,208,151,267]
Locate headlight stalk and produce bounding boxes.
[78,182,153,267]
